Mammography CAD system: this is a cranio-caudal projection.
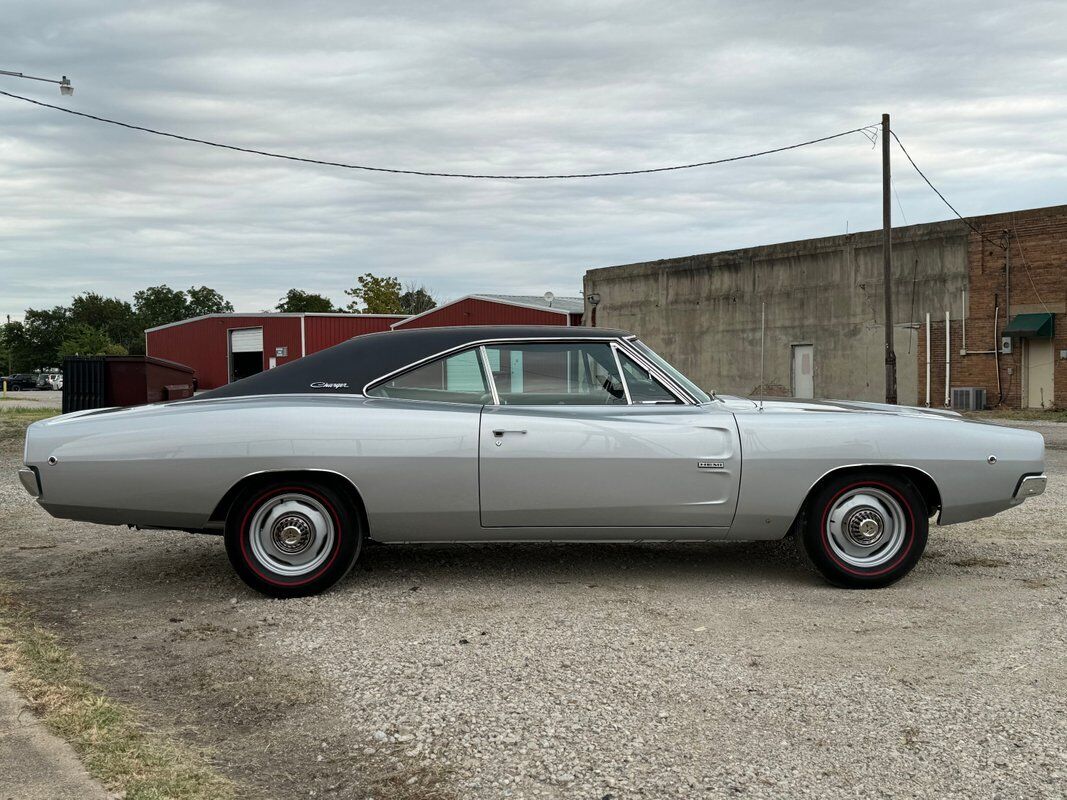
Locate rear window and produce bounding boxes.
[367,349,489,405]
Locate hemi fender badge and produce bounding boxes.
[698,461,725,470]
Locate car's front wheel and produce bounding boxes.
[798,472,928,589]
[225,479,362,598]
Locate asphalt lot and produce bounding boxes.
[0,419,1064,799]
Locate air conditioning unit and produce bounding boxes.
[950,387,987,411]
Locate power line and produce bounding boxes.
[0,89,877,180]
[889,130,1006,249]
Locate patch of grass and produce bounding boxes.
[0,408,58,446]
[965,409,1067,423]
[0,590,236,800]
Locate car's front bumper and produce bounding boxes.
[1014,474,1047,501]
[17,467,40,498]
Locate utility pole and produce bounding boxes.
[882,113,897,404]
[4,315,10,375]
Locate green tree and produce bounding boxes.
[186,285,235,316]
[275,289,337,313]
[68,293,141,354]
[59,323,127,357]
[9,307,70,370]
[399,282,437,315]
[345,274,403,314]
[134,285,190,331]
[0,322,12,375]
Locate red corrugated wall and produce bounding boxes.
[146,314,402,390]
[304,315,401,352]
[147,316,301,389]
[395,298,571,329]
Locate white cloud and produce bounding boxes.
[1,0,1066,316]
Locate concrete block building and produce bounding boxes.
[583,204,1067,409]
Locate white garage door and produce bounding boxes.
[229,328,264,353]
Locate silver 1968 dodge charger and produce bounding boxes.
[18,326,1046,597]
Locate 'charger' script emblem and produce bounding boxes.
[310,382,348,389]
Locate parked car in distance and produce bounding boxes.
[36,372,63,391]
[18,326,1046,598]
[2,373,40,391]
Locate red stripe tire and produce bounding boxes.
[798,472,928,589]
[224,478,362,598]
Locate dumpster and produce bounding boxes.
[63,356,196,413]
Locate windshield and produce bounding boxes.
[631,340,713,403]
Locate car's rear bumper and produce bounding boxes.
[17,467,40,498]
[1014,474,1047,501]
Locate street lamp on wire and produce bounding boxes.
[0,69,73,95]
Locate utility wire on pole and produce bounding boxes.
[0,89,876,180]
[882,113,897,405]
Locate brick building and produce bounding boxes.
[584,204,1067,409]
[917,205,1066,409]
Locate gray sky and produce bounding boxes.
[3,0,1066,318]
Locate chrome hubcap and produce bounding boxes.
[826,487,907,569]
[272,515,313,554]
[846,508,884,546]
[249,494,335,577]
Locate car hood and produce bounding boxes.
[715,394,964,420]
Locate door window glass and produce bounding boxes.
[618,352,680,404]
[483,342,626,405]
[367,349,489,404]
[631,339,712,403]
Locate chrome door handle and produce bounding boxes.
[492,429,527,436]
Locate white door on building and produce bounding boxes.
[1024,338,1054,409]
[229,327,265,383]
[792,344,814,398]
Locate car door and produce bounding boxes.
[478,341,740,531]
[363,347,490,540]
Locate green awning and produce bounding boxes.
[1004,312,1054,338]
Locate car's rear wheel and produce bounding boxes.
[225,478,362,598]
[798,472,928,589]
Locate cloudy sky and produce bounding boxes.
[2,1,1066,317]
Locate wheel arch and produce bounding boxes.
[791,464,942,533]
[210,469,369,535]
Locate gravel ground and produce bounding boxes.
[1,419,1065,799]
[0,390,62,410]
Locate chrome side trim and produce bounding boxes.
[1014,474,1046,500]
[478,346,500,405]
[17,467,40,498]
[361,335,700,405]
[609,344,633,405]
[795,463,942,522]
[213,468,365,522]
[614,340,698,404]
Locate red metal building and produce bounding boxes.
[144,295,584,390]
[146,313,404,389]
[391,294,583,329]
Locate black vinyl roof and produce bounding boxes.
[199,325,631,399]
